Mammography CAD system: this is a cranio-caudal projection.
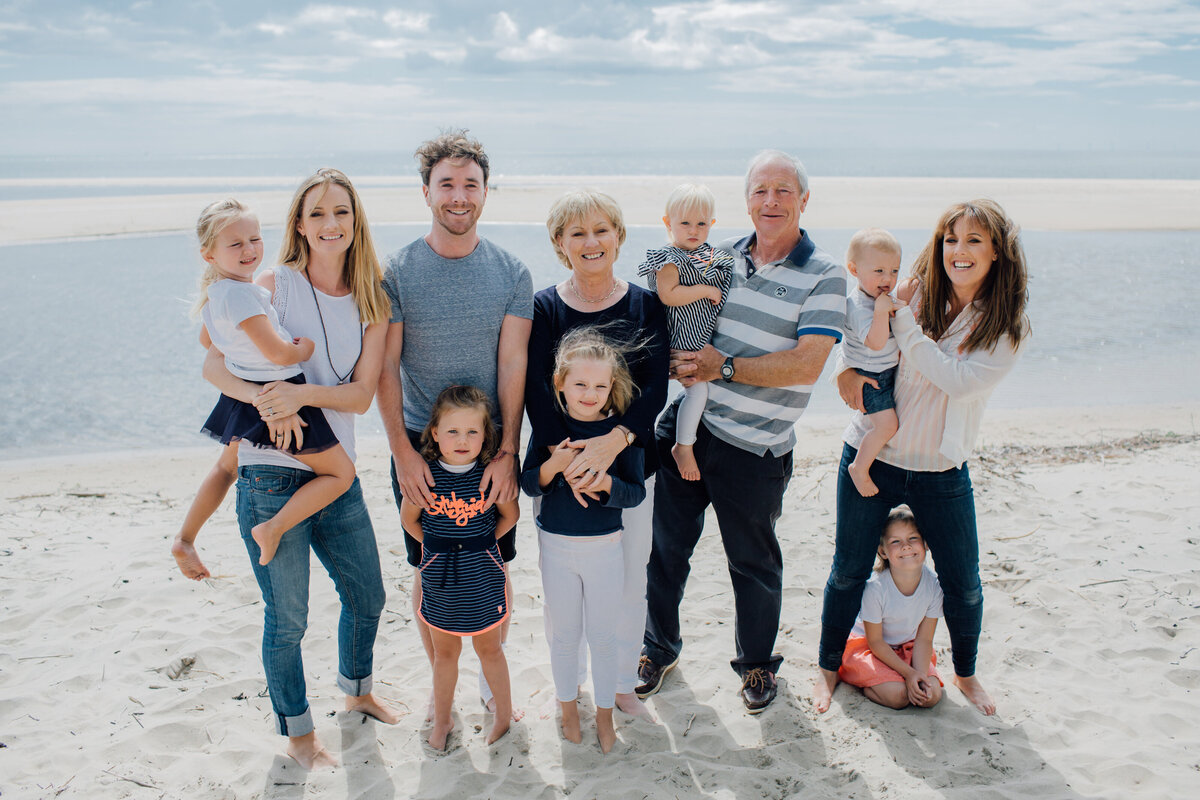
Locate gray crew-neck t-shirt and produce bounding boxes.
[381,236,533,431]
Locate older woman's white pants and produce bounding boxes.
[538,528,624,708]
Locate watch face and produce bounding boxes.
[721,360,734,380]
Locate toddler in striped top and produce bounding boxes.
[400,385,520,751]
[637,184,733,481]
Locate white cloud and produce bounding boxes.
[296,5,376,27]
[382,10,430,32]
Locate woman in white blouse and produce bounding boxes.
[814,199,1030,716]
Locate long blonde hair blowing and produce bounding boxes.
[911,198,1029,353]
[278,168,390,325]
[552,325,639,417]
[191,197,254,318]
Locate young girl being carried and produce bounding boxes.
[520,326,646,754]
[636,183,733,480]
[192,199,354,566]
[401,385,520,751]
[835,508,944,710]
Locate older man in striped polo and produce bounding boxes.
[638,150,847,712]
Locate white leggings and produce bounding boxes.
[676,382,709,446]
[538,529,624,708]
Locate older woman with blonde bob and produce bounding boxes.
[201,168,398,767]
[814,198,1030,718]
[524,189,669,730]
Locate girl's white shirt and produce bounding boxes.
[850,563,943,646]
[842,301,1027,470]
[202,279,301,382]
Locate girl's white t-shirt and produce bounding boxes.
[202,279,301,382]
[850,564,944,646]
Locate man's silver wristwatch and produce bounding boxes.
[721,356,736,382]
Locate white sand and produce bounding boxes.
[2,404,1197,798]
[3,175,1200,245]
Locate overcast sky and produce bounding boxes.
[3,1,1199,169]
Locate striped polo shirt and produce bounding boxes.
[703,231,846,456]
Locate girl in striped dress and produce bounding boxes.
[636,184,733,481]
[400,385,520,750]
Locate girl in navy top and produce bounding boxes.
[521,326,645,754]
[401,386,520,751]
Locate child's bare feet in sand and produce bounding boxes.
[847,460,879,497]
[596,707,617,754]
[287,732,339,769]
[346,693,401,725]
[487,715,511,744]
[251,520,283,565]
[428,718,454,751]
[954,674,996,715]
[615,692,656,721]
[559,699,582,744]
[171,537,211,580]
[813,667,839,713]
[672,443,701,481]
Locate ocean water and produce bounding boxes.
[1,222,1196,460]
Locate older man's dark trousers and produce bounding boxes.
[643,401,791,677]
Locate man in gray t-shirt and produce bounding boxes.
[377,130,532,707]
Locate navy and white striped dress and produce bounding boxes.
[637,243,734,351]
[417,460,508,636]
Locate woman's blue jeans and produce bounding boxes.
[236,466,385,737]
[818,444,983,677]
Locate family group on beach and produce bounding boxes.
[171,129,1030,765]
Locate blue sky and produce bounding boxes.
[2,1,1199,172]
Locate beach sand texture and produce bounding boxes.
[3,175,1200,244]
[2,405,1197,799]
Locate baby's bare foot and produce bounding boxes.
[672,444,702,481]
[346,693,401,725]
[251,521,282,565]
[954,674,996,716]
[813,667,839,714]
[287,732,338,769]
[847,461,879,498]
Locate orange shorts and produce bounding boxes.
[837,636,942,688]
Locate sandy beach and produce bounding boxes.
[2,403,1198,799]
[3,175,1200,245]
[2,176,1198,798]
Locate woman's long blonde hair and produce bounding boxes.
[190,197,255,318]
[278,168,390,324]
[910,198,1029,352]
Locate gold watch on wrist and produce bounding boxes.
[615,425,636,446]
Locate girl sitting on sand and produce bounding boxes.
[837,508,943,709]
[636,183,733,480]
[190,198,354,567]
[400,385,519,751]
[521,326,646,754]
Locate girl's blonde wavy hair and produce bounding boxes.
[419,385,499,465]
[278,168,390,325]
[191,197,255,318]
[552,324,639,417]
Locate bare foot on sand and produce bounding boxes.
[171,537,211,580]
[615,692,656,721]
[954,674,996,715]
[672,444,701,481]
[847,460,879,497]
[346,693,401,725]
[487,716,511,744]
[428,718,454,751]
[251,520,283,565]
[559,700,582,744]
[288,732,339,769]
[813,667,839,713]
[596,707,617,754]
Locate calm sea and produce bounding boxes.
[1,221,1196,459]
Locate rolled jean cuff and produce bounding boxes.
[276,707,314,738]
[338,672,373,697]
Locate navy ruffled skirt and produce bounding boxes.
[200,374,339,455]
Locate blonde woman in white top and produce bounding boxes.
[814,199,1029,717]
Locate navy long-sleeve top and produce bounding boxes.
[521,415,646,535]
[525,284,670,476]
